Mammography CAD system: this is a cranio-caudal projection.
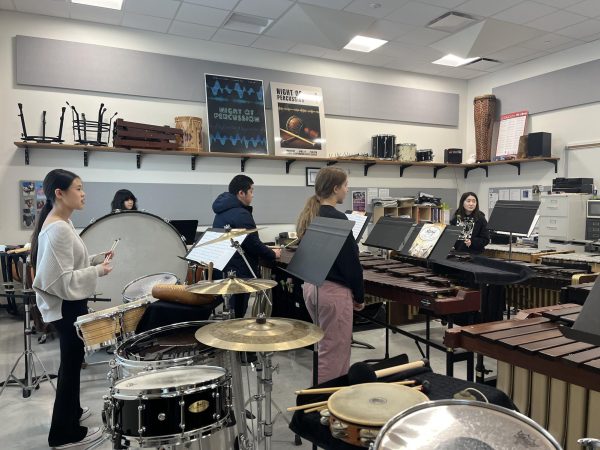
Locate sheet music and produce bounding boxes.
[186,231,248,271]
[345,212,368,241]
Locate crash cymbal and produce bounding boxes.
[195,228,264,247]
[194,316,324,352]
[186,277,277,295]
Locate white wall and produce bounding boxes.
[465,39,600,214]
[0,11,468,244]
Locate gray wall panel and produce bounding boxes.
[16,35,458,127]
[493,59,600,116]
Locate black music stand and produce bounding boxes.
[561,277,600,346]
[488,200,540,260]
[285,217,354,386]
[364,217,416,252]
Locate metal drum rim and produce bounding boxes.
[121,271,180,302]
[74,299,152,325]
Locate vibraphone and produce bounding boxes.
[541,252,600,273]
[445,304,600,450]
[484,244,570,264]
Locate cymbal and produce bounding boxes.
[195,228,264,247]
[186,277,277,295]
[194,316,324,352]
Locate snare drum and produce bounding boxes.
[326,383,428,448]
[122,273,179,303]
[112,321,227,380]
[74,298,151,352]
[104,366,233,449]
[373,399,562,450]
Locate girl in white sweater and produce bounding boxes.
[31,169,112,449]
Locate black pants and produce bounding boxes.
[229,293,250,318]
[48,300,88,447]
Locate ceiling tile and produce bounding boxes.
[437,66,484,78]
[184,0,238,8]
[211,28,259,46]
[377,40,443,62]
[122,12,171,32]
[251,35,295,51]
[493,1,557,25]
[566,0,600,18]
[235,0,293,19]
[383,58,418,71]
[466,58,501,71]
[533,0,582,7]
[365,19,416,41]
[386,1,449,26]
[557,19,600,40]
[511,50,548,64]
[395,27,448,45]
[124,0,180,19]
[0,0,15,11]
[14,0,69,18]
[344,0,408,19]
[526,10,587,32]
[288,43,328,57]
[404,62,446,75]
[299,0,353,10]
[417,0,465,8]
[168,20,217,39]
[351,51,395,66]
[486,45,545,62]
[321,49,359,62]
[70,3,123,25]
[551,39,585,52]
[521,32,576,50]
[456,0,521,18]
[175,3,229,26]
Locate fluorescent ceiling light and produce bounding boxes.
[432,54,479,67]
[344,35,387,52]
[71,0,123,10]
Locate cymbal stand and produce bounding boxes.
[229,239,271,315]
[231,351,255,450]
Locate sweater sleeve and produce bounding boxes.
[469,217,490,251]
[39,223,101,301]
[347,237,364,303]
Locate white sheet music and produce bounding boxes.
[186,231,248,271]
[345,213,368,241]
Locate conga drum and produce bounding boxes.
[473,94,497,162]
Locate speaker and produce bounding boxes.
[444,148,462,164]
[527,132,551,157]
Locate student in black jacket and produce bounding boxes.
[212,175,280,318]
[296,167,364,383]
[451,191,490,254]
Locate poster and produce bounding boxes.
[271,82,326,157]
[20,180,46,229]
[205,74,268,154]
[496,110,528,159]
[352,190,366,212]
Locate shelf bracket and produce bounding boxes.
[326,160,338,166]
[285,159,296,174]
[24,147,30,165]
[191,155,196,171]
[433,165,447,178]
[136,153,142,169]
[545,158,558,173]
[399,164,413,177]
[364,162,376,176]
[507,162,521,175]
[464,166,488,179]
[83,150,89,167]
[241,157,249,173]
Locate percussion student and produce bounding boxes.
[296,167,364,383]
[110,188,137,211]
[451,191,490,254]
[212,174,281,318]
[31,169,113,449]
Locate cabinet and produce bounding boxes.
[538,193,591,249]
[372,200,445,225]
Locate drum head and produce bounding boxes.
[80,211,188,309]
[122,273,179,303]
[114,366,226,395]
[374,400,562,450]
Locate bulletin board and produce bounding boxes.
[488,185,550,216]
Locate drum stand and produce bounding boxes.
[229,239,272,315]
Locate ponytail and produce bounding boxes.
[30,201,52,269]
[296,195,320,238]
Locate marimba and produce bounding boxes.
[541,252,600,273]
[445,304,600,450]
[484,244,570,264]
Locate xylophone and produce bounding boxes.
[445,304,600,450]
[541,252,600,273]
[484,244,570,264]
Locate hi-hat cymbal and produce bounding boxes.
[186,277,277,295]
[195,316,324,352]
[195,228,264,247]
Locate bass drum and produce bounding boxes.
[80,211,188,309]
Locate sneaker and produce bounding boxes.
[53,427,102,449]
[80,406,91,422]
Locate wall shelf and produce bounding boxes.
[14,142,559,177]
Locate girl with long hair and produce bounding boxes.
[110,189,137,211]
[31,169,113,448]
[296,167,364,383]
[450,191,490,254]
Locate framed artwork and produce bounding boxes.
[306,167,320,187]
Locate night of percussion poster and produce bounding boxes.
[205,74,268,154]
[270,82,326,157]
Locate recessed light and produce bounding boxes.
[71,0,123,10]
[344,35,387,52]
[432,54,480,67]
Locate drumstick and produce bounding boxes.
[304,405,328,413]
[207,262,213,282]
[280,128,315,146]
[286,400,328,412]
[294,380,416,395]
[104,238,120,263]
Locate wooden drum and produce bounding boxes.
[151,284,214,306]
[175,116,203,152]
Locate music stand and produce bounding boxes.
[364,217,416,252]
[487,200,541,261]
[561,277,600,346]
[284,217,354,386]
[344,211,372,242]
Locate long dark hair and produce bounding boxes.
[453,191,484,221]
[111,189,138,211]
[31,169,80,268]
